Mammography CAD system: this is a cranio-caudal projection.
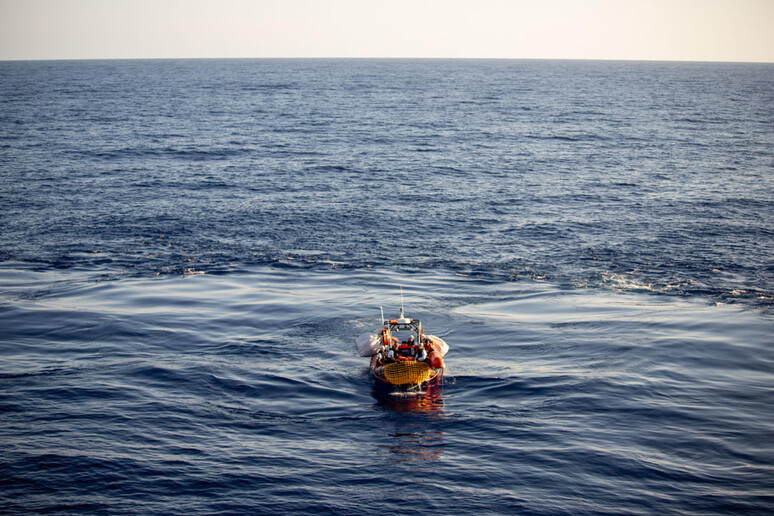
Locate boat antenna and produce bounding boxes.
[400,285,405,319]
[380,305,385,327]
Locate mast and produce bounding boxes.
[399,285,405,320]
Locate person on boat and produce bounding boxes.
[403,336,417,359]
[375,347,386,366]
[416,342,428,362]
[395,336,420,361]
[386,345,396,363]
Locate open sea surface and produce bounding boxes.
[1,59,773,514]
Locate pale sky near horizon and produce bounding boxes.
[1,0,773,63]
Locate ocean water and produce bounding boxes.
[1,59,773,514]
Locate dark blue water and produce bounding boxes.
[1,59,773,514]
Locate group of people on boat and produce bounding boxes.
[374,335,434,367]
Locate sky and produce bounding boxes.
[1,0,773,62]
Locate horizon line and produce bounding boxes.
[2,56,774,65]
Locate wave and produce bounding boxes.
[81,146,252,162]
[2,252,771,312]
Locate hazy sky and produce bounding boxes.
[1,0,773,62]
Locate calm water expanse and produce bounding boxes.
[1,59,773,514]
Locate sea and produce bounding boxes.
[1,59,773,515]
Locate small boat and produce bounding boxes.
[356,304,449,391]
